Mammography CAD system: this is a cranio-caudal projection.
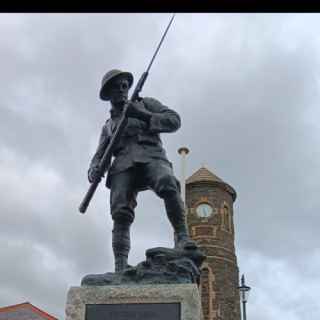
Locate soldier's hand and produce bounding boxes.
[126,101,152,122]
[126,101,143,118]
[88,167,102,183]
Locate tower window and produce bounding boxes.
[223,204,231,232]
[200,266,213,320]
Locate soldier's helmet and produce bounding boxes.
[99,69,134,101]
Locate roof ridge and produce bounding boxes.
[0,302,58,320]
[27,302,58,320]
[186,166,224,184]
[0,302,30,312]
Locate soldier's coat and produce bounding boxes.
[89,97,181,189]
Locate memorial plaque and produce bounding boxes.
[85,303,180,320]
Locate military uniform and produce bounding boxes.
[89,70,193,272]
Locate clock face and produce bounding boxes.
[196,203,213,218]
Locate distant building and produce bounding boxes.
[186,166,241,320]
[0,302,58,320]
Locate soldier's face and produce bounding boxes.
[109,77,129,106]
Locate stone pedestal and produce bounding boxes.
[65,284,202,320]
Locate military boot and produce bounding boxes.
[164,192,197,250]
[114,254,128,273]
[112,221,131,273]
[174,225,197,250]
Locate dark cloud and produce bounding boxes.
[1,13,320,320]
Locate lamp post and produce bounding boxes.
[238,274,251,320]
[177,147,189,206]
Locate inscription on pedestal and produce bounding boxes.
[85,303,180,320]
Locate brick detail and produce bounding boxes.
[193,225,215,237]
[186,170,241,320]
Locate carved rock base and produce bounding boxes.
[81,246,206,286]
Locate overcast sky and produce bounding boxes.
[1,13,320,320]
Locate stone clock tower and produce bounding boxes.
[185,166,241,320]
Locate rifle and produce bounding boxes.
[79,14,175,214]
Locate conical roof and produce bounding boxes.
[186,166,224,184]
[186,166,237,201]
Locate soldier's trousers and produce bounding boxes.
[109,159,188,262]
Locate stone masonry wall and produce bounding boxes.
[186,182,241,320]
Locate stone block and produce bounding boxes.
[65,284,202,320]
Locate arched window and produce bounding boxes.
[223,204,231,232]
[200,265,213,320]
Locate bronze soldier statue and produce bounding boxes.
[88,69,195,273]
